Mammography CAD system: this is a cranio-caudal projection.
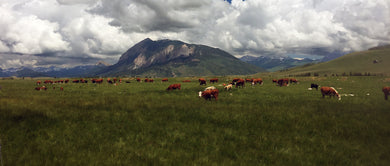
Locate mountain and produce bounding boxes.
[240,56,319,72]
[97,38,265,77]
[0,62,109,78]
[276,44,390,76]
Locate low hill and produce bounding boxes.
[274,45,390,76]
[97,38,265,77]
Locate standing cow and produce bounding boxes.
[311,83,319,90]
[321,86,341,100]
[199,78,207,86]
[383,87,390,100]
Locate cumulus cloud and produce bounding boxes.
[0,0,389,68]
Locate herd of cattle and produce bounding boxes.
[33,77,390,101]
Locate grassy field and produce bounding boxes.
[0,76,389,165]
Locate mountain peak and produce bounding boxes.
[97,39,265,77]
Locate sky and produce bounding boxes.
[0,0,389,69]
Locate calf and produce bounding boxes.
[321,86,341,100]
[224,84,233,91]
[383,87,390,100]
[311,83,319,90]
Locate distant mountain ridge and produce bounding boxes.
[97,38,265,77]
[240,55,319,72]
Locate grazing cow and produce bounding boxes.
[235,79,245,88]
[321,86,341,100]
[277,78,289,86]
[232,78,241,84]
[64,79,69,83]
[252,78,263,85]
[167,84,181,90]
[210,78,219,83]
[311,83,319,90]
[136,78,141,82]
[199,89,219,101]
[224,84,233,91]
[290,78,298,84]
[204,86,216,91]
[92,78,103,84]
[272,79,277,83]
[182,80,191,82]
[161,78,169,82]
[383,87,390,100]
[245,78,253,83]
[36,81,42,85]
[199,78,207,85]
[35,86,47,91]
[73,79,80,83]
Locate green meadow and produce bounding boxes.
[0,76,389,165]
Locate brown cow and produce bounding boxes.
[321,86,341,100]
[35,86,47,91]
[161,78,169,82]
[290,78,298,84]
[167,84,181,90]
[252,78,263,85]
[210,78,218,83]
[199,89,219,101]
[36,80,42,85]
[136,78,141,82]
[199,78,206,85]
[272,79,277,83]
[383,87,390,100]
[182,80,191,82]
[235,79,245,88]
[277,78,289,86]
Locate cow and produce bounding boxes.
[277,78,289,86]
[235,79,245,88]
[383,87,390,100]
[182,80,191,82]
[204,86,216,91]
[252,78,263,85]
[92,78,103,84]
[161,78,169,82]
[35,86,47,91]
[60,87,64,91]
[199,78,206,85]
[321,86,341,100]
[167,84,181,91]
[64,79,69,83]
[272,79,277,83]
[224,84,233,91]
[36,80,42,85]
[136,78,141,82]
[290,78,298,84]
[210,78,218,84]
[73,79,80,83]
[199,89,219,101]
[311,83,319,90]
[232,78,241,84]
[245,78,253,83]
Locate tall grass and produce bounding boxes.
[0,76,389,165]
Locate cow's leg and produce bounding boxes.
[385,93,388,100]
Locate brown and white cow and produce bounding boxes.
[199,89,219,101]
[167,84,181,90]
[321,86,341,100]
[252,78,263,85]
[383,87,390,100]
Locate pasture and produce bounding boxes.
[0,76,389,165]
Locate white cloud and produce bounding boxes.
[0,0,389,68]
